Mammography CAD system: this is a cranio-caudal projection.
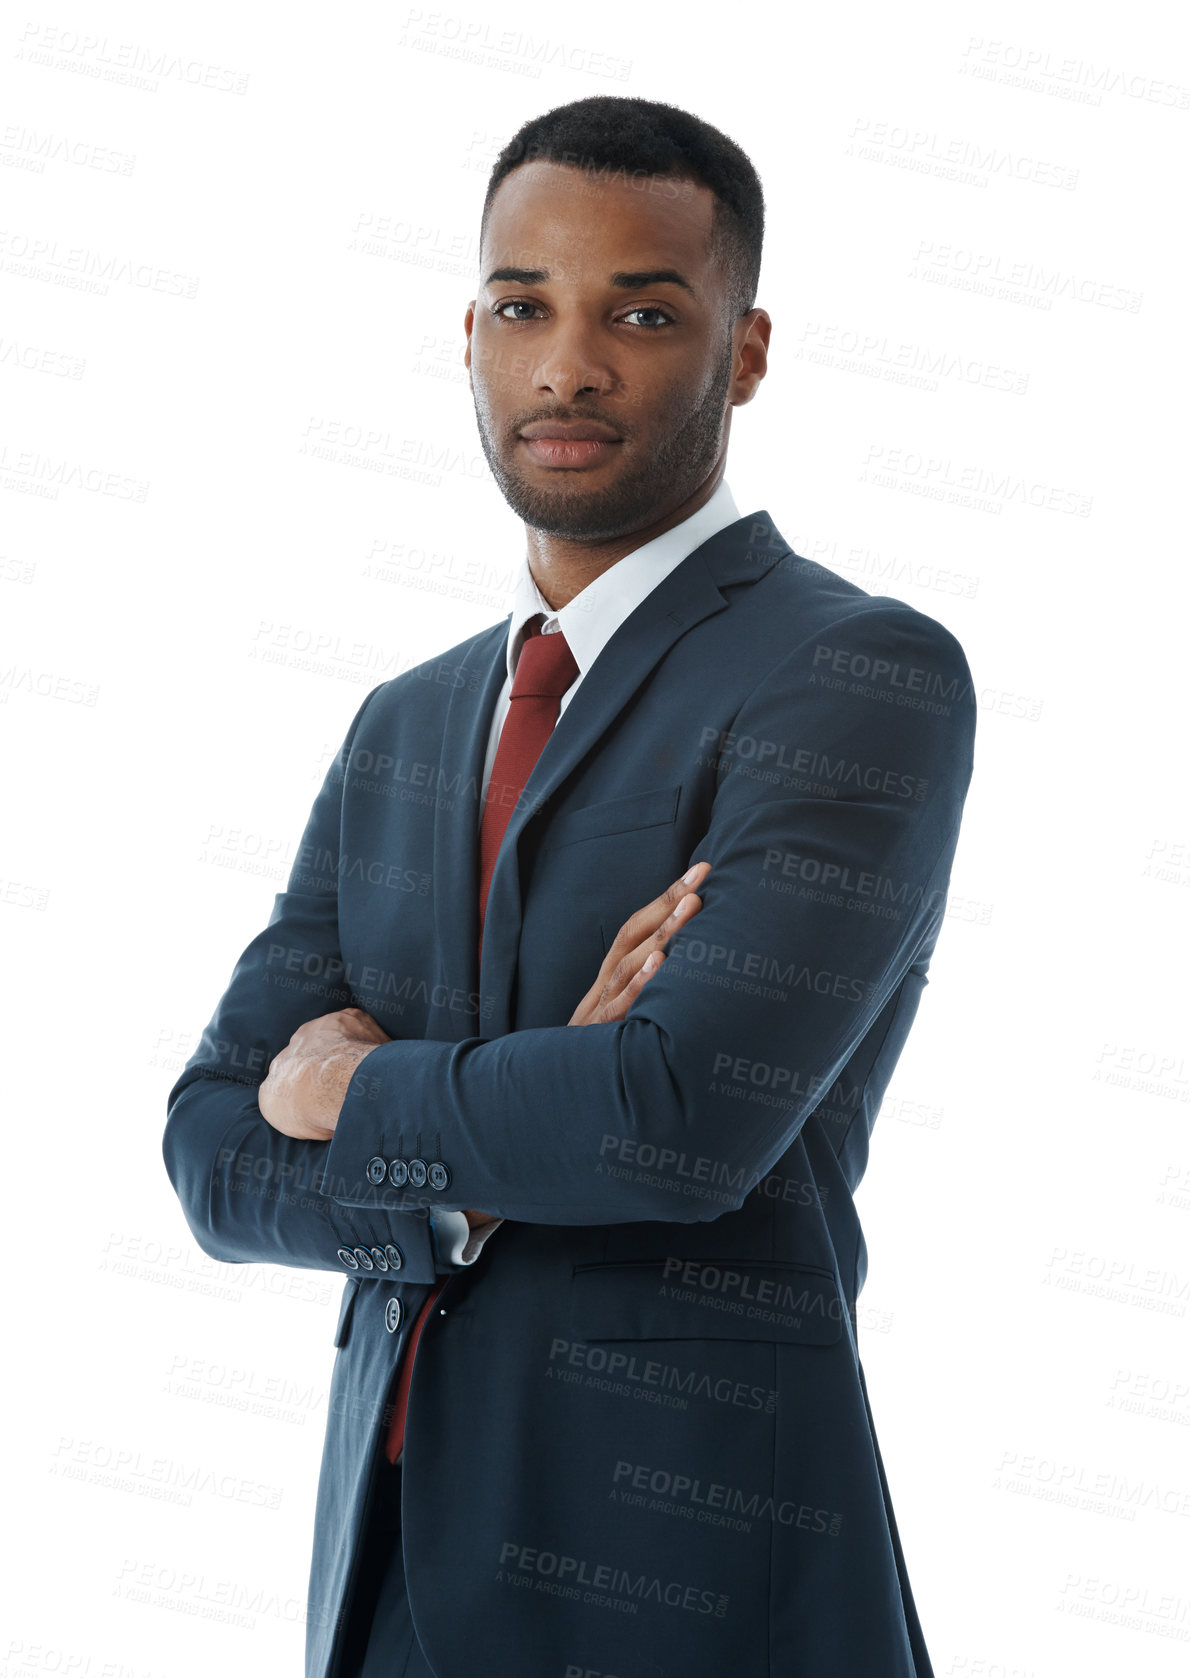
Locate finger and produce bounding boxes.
[643,890,702,959]
[605,861,711,966]
[324,1007,390,1046]
[595,949,666,1024]
[576,869,703,1017]
[595,887,705,1014]
[596,889,694,1008]
[569,863,713,1027]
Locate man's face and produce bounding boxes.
[465,160,742,541]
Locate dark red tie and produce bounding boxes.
[383,614,579,1464]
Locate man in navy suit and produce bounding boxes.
[164,95,976,1677]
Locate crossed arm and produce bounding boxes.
[164,603,975,1271]
[255,864,714,1230]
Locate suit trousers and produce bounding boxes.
[338,1454,437,1678]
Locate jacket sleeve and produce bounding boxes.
[320,601,978,1226]
[161,685,443,1282]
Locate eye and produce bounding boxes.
[490,300,678,328]
[493,300,543,321]
[621,306,675,329]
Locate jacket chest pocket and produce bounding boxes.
[541,783,682,851]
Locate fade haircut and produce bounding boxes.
[480,95,765,322]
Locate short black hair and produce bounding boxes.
[480,95,765,320]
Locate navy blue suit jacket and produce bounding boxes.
[164,510,976,1678]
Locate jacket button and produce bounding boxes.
[384,1244,404,1271]
[407,1158,428,1187]
[428,1161,450,1191]
[385,1297,403,1334]
[388,1158,409,1186]
[337,1247,358,1269]
[366,1156,388,1185]
[353,1246,374,1270]
[370,1246,388,1271]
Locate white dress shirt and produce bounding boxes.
[428,478,741,1267]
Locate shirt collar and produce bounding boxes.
[504,477,741,686]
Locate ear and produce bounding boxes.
[464,302,475,382]
[730,308,771,407]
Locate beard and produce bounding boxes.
[472,335,734,541]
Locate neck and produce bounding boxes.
[523,456,727,612]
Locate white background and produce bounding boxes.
[3,1,1188,1673]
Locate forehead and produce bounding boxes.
[482,159,717,277]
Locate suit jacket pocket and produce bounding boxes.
[542,783,682,851]
[570,1257,844,1347]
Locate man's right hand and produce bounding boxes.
[567,861,711,1027]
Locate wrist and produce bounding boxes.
[321,1043,379,1131]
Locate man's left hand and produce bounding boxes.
[258,1007,391,1141]
[258,1008,502,1227]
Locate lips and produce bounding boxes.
[519,420,621,442]
[520,437,619,468]
[518,420,622,469]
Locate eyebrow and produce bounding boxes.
[484,265,697,297]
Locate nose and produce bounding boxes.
[532,319,619,405]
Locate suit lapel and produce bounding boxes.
[431,510,792,1040]
[431,620,508,1041]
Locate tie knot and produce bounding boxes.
[511,614,579,700]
